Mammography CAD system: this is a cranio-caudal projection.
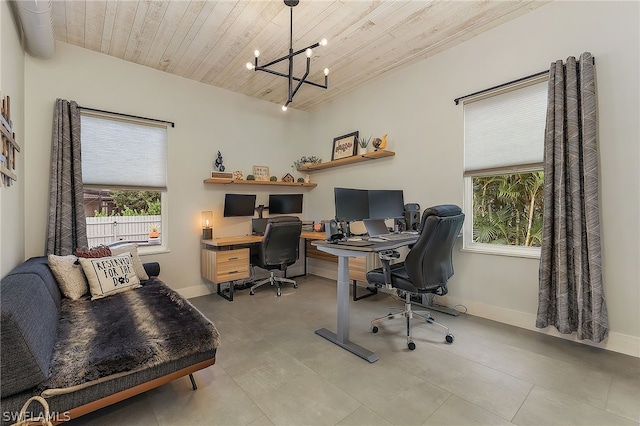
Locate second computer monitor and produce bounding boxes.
[368,189,405,220]
[268,194,303,215]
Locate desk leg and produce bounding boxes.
[315,256,379,363]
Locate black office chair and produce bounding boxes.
[249,216,302,297]
[366,205,464,349]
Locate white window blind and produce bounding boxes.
[464,81,548,175]
[80,113,168,190]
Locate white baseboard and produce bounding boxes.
[178,283,215,299]
[443,296,640,358]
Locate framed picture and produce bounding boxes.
[332,131,359,161]
[252,165,270,181]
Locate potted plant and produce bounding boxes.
[357,135,372,154]
[293,155,322,169]
[148,224,160,239]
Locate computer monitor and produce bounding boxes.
[223,193,256,217]
[268,194,303,214]
[368,189,405,219]
[334,187,370,222]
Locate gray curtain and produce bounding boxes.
[536,52,608,343]
[46,99,88,255]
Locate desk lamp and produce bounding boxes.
[201,211,213,240]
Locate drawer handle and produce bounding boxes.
[228,257,239,260]
[228,270,239,274]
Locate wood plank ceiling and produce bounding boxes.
[51,0,548,112]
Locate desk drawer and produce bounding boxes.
[202,248,250,284]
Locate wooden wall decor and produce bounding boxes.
[0,92,20,187]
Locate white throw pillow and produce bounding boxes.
[79,253,141,300]
[48,254,89,300]
[110,243,150,281]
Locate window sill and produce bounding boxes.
[138,245,170,256]
[461,243,540,259]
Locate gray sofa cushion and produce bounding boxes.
[5,256,62,309]
[1,274,59,397]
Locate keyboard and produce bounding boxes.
[377,233,417,241]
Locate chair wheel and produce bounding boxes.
[250,290,255,295]
[388,314,394,319]
[293,283,298,289]
[446,334,454,343]
[372,326,379,333]
[276,290,281,297]
[408,341,416,350]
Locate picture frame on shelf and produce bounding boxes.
[252,165,270,181]
[331,131,358,161]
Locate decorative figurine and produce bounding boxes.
[214,151,225,172]
[373,134,388,150]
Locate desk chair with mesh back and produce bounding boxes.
[366,205,464,349]
[250,216,302,297]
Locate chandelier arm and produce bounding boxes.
[291,57,311,100]
[255,67,327,89]
[258,42,321,69]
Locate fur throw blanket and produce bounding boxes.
[40,280,219,395]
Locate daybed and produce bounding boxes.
[0,252,219,425]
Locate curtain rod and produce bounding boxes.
[453,56,595,105]
[79,106,175,128]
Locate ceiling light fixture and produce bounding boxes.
[246,0,329,111]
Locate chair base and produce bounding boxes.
[371,292,454,349]
[250,270,297,297]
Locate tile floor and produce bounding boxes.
[69,275,639,425]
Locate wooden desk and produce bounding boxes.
[201,232,325,301]
[312,236,418,363]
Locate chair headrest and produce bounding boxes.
[267,216,301,224]
[422,205,462,219]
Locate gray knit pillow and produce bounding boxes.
[47,254,89,300]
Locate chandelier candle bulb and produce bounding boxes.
[320,38,328,47]
[306,48,312,58]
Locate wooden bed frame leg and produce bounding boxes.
[189,373,198,390]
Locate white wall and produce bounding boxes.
[24,42,309,296]
[307,1,640,356]
[0,0,25,277]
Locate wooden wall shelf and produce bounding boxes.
[204,178,317,188]
[1,93,19,187]
[296,150,394,172]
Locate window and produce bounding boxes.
[80,111,168,249]
[462,79,548,257]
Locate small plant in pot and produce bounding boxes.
[293,155,322,169]
[357,135,372,154]
[148,224,160,239]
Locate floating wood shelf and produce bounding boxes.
[204,178,317,188]
[1,92,19,187]
[296,150,395,172]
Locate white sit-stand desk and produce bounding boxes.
[312,236,418,363]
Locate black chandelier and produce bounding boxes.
[246,0,329,111]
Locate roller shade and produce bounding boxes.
[464,81,547,175]
[80,113,168,190]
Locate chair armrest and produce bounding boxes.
[377,250,400,288]
[143,262,160,278]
